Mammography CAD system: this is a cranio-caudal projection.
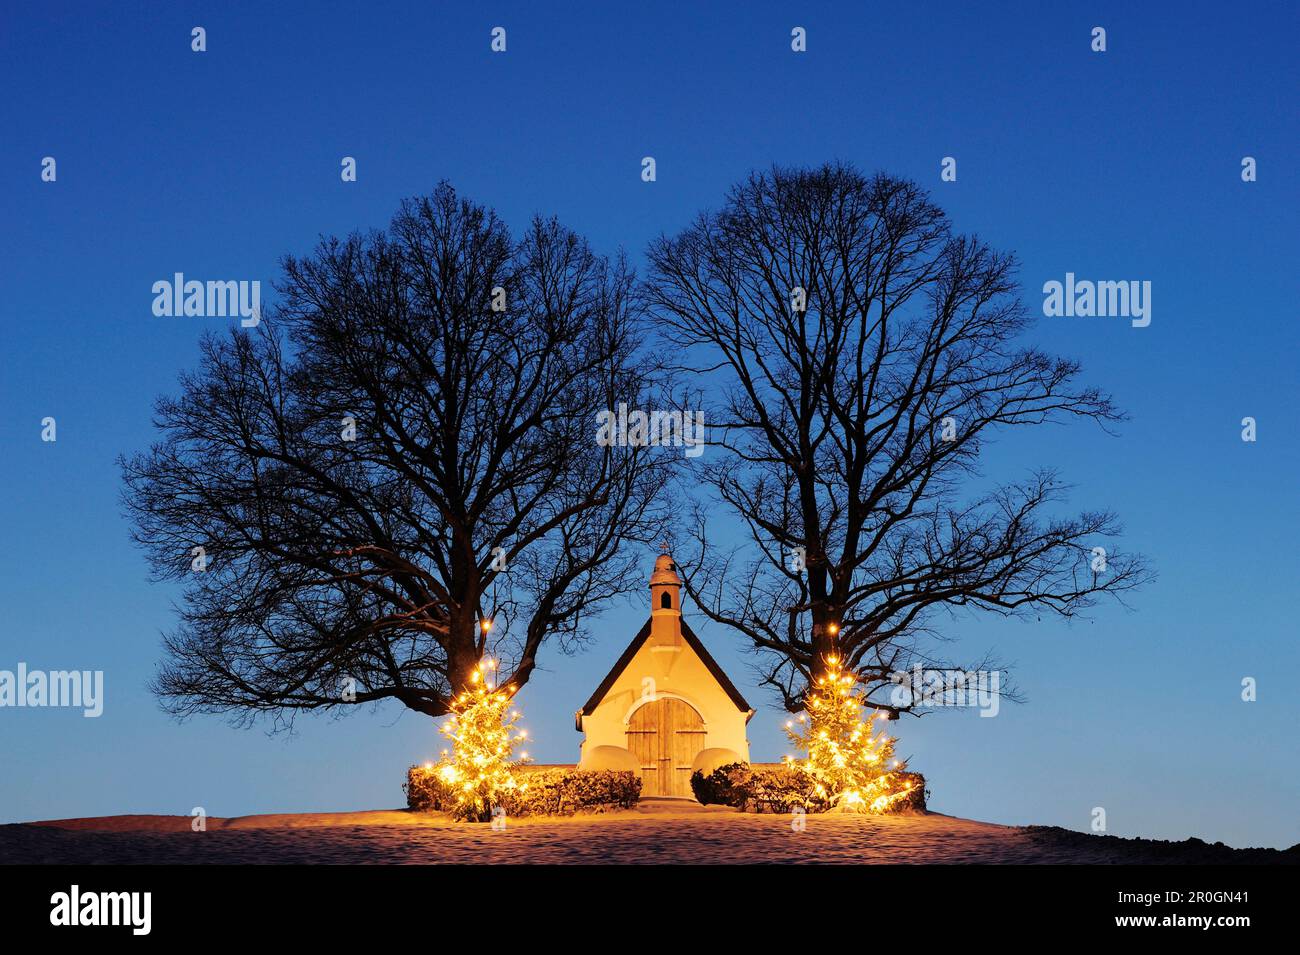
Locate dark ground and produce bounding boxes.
[1,803,1295,865]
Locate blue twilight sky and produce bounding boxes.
[1,2,1297,849]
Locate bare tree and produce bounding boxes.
[647,163,1150,713]
[122,185,670,724]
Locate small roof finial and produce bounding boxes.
[660,537,671,554]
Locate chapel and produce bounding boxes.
[575,551,753,797]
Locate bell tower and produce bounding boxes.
[649,549,682,616]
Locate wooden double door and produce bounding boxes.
[627,698,706,797]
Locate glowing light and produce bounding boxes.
[421,663,532,821]
[784,656,916,814]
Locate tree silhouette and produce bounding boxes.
[123,185,669,724]
[647,163,1150,712]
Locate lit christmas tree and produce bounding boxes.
[784,655,916,812]
[433,660,531,821]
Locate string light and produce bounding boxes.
[783,655,916,813]
[420,661,531,821]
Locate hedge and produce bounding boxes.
[405,766,642,820]
[691,762,928,814]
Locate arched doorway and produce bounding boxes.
[626,697,706,797]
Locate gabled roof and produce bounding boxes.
[579,617,752,717]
